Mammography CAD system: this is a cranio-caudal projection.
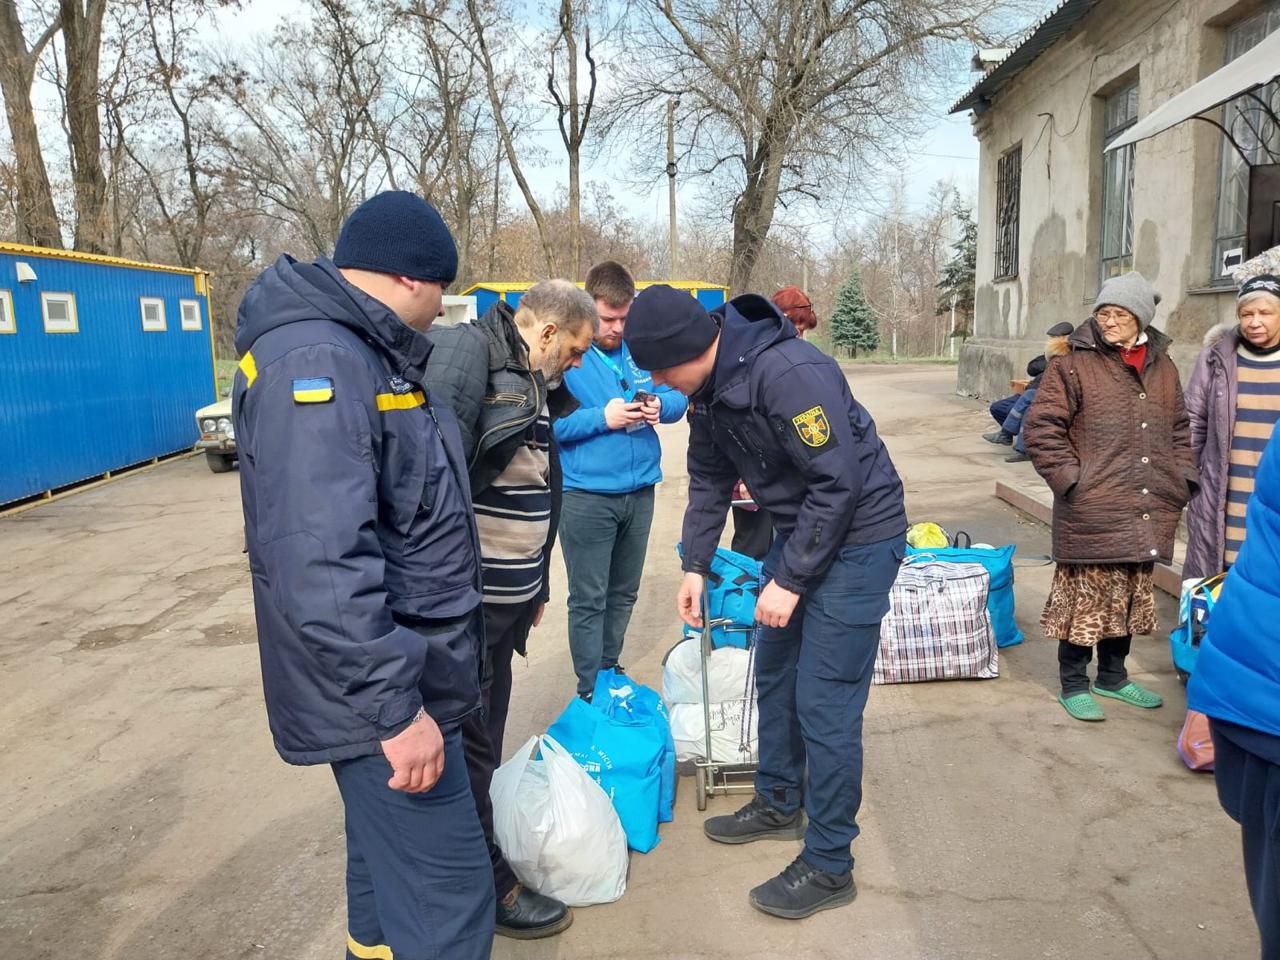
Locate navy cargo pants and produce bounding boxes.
[333,728,495,960]
[754,533,904,875]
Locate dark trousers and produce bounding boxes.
[754,534,904,875]
[559,486,655,697]
[1058,636,1131,696]
[333,730,495,960]
[989,394,1018,427]
[462,597,539,901]
[731,504,774,561]
[1212,727,1280,958]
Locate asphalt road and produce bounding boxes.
[0,363,1256,959]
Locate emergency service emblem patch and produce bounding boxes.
[792,405,831,448]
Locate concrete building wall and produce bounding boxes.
[959,0,1260,399]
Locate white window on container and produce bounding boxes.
[141,297,166,332]
[1212,6,1280,281]
[179,298,202,331]
[0,289,13,334]
[41,292,78,333]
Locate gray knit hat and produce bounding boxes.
[1094,271,1162,330]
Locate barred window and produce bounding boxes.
[1100,83,1139,284]
[995,146,1022,281]
[1212,5,1280,281]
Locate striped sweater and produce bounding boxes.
[472,406,552,604]
[1225,347,1280,566]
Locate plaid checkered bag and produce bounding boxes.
[873,557,999,684]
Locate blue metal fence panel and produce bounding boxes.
[0,249,215,505]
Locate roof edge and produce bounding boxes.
[0,241,207,277]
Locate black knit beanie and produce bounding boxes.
[334,191,458,284]
[623,283,720,370]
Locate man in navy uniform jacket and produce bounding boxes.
[233,192,493,959]
[624,284,907,920]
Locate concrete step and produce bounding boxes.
[994,478,1185,597]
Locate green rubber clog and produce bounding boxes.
[1058,693,1106,722]
[1093,682,1163,709]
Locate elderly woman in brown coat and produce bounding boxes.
[1025,272,1199,722]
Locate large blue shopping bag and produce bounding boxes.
[675,545,761,648]
[592,669,676,823]
[906,541,1022,647]
[547,672,673,853]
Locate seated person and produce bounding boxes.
[985,321,1075,461]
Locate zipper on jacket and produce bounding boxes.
[469,373,542,471]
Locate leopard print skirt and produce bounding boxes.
[1040,562,1156,647]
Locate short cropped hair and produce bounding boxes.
[514,279,599,336]
[584,260,636,308]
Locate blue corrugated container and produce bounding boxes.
[0,243,216,506]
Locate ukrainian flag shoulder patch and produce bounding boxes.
[292,377,334,404]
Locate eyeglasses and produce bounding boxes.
[1095,309,1134,326]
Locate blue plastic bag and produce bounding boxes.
[546,673,671,853]
[1169,573,1225,678]
[906,543,1022,647]
[675,545,761,648]
[592,670,676,824]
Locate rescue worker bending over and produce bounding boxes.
[623,284,907,920]
[233,191,494,959]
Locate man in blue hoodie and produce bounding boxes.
[1189,426,1280,956]
[555,261,689,698]
[233,192,493,960]
[624,284,906,921]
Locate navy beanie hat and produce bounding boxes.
[334,191,458,285]
[624,283,720,370]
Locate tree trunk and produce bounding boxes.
[61,0,109,253]
[0,3,63,247]
[727,125,785,295]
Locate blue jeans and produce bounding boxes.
[754,533,905,875]
[989,394,1018,427]
[559,486,656,697]
[1002,385,1037,453]
[333,730,495,960]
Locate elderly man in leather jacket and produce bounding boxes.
[425,279,596,940]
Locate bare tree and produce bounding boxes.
[608,0,1008,294]
[546,0,596,280]
[462,0,556,274]
[59,0,109,252]
[0,0,63,246]
[210,0,394,255]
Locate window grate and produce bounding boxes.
[995,146,1022,281]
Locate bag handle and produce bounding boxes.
[951,530,972,549]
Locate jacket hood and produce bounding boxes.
[1045,334,1071,359]
[706,294,794,406]
[235,254,433,381]
[1203,320,1241,350]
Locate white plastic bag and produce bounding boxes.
[669,699,759,764]
[662,637,754,705]
[490,734,628,906]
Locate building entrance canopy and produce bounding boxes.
[1106,30,1280,161]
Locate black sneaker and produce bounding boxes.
[495,884,573,940]
[983,429,1014,445]
[704,793,804,845]
[749,855,857,920]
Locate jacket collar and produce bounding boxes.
[707,294,794,409]
[1070,317,1172,359]
[476,299,579,418]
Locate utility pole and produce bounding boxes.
[666,98,679,278]
[949,293,957,360]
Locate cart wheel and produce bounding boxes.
[695,765,708,811]
[1176,669,1191,686]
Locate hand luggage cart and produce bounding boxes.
[692,583,760,811]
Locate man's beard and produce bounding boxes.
[596,332,622,350]
[538,334,565,384]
